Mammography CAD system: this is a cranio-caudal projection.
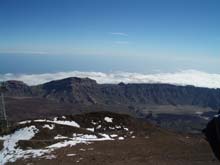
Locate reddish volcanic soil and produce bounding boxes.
[11,131,218,165]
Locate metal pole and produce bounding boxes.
[1,92,8,128]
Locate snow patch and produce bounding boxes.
[54,135,69,140]
[118,137,124,140]
[0,126,44,164]
[47,133,113,149]
[31,118,80,128]
[116,126,121,129]
[43,124,55,130]
[86,128,95,132]
[34,119,47,122]
[104,117,113,123]
[110,134,118,138]
[96,125,101,129]
[0,121,114,164]
[67,153,76,157]
[124,127,129,131]
[91,120,98,125]
[79,148,86,151]
[18,120,31,125]
[52,120,80,128]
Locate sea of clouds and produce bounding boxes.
[0,70,220,89]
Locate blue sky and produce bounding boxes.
[0,0,219,73]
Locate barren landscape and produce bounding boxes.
[0,112,219,165]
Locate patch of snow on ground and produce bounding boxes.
[104,117,113,123]
[47,133,113,149]
[47,140,81,149]
[31,118,80,128]
[52,120,80,128]
[91,120,98,125]
[1,120,114,164]
[0,126,48,165]
[116,126,121,129]
[118,137,124,140]
[124,127,129,131]
[110,134,118,138]
[86,128,95,132]
[79,148,86,151]
[96,125,101,129]
[67,153,76,156]
[34,119,47,122]
[54,135,69,140]
[73,133,83,137]
[43,124,55,130]
[79,134,98,140]
[18,120,31,125]
[98,134,113,140]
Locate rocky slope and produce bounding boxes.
[204,111,220,160]
[0,112,218,165]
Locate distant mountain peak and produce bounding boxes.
[5,80,28,86]
[44,77,97,86]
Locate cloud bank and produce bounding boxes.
[0,70,220,89]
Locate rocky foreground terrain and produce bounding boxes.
[0,112,219,165]
[1,77,220,164]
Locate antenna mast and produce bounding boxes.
[0,82,8,130]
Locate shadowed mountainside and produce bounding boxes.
[3,77,220,109]
[2,77,220,133]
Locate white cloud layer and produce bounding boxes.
[1,70,220,89]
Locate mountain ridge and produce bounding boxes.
[2,77,220,110]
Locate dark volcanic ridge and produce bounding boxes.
[3,77,220,109]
